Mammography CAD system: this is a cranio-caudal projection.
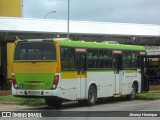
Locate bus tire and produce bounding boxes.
[87,86,97,106]
[127,84,136,100]
[45,98,63,108]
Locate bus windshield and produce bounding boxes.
[14,42,56,61]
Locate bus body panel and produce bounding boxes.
[13,62,57,73]
[60,71,77,100]
[13,62,57,90]
[76,75,86,99]
[60,80,77,100]
[121,70,141,95]
[87,71,114,98]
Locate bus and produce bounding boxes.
[12,39,149,107]
[147,50,160,89]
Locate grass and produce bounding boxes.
[0,95,45,106]
[136,91,160,100]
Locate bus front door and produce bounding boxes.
[76,53,87,99]
[113,54,122,94]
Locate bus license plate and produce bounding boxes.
[28,91,40,95]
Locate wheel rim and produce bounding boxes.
[131,87,136,99]
[89,90,95,103]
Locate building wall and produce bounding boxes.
[0,0,22,17]
[146,46,160,50]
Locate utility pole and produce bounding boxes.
[67,0,70,39]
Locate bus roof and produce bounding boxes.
[58,40,146,51]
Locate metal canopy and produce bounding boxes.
[0,17,160,45]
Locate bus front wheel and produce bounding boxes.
[87,86,97,106]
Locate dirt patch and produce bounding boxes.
[0,103,32,110]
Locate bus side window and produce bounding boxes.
[104,49,111,68]
[87,49,99,69]
[123,51,132,69]
[87,49,93,69]
[92,49,98,68]
[132,51,138,68]
[61,47,75,70]
[99,49,105,68]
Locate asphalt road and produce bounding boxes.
[1,98,160,119]
[21,98,160,111]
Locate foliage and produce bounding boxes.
[0,95,45,106]
[136,91,160,100]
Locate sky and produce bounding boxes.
[23,0,160,25]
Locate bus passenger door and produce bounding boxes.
[75,51,87,99]
[113,51,122,94]
[139,55,149,92]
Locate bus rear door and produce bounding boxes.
[113,50,122,95]
[75,48,87,99]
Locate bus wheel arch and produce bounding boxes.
[127,80,138,100]
[132,80,138,93]
[89,83,97,92]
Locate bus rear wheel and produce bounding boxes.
[45,98,63,108]
[87,86,97,106]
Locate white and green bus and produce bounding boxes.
[12,39,149,107]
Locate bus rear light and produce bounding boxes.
[52,75,59,90]
[14,84,18,89]
[12,73,18,89]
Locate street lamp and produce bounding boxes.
[44,11,56,19]
[67,0,70,39]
